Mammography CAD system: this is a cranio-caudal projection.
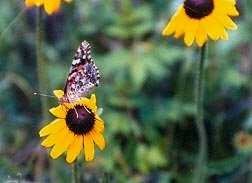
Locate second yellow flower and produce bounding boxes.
[162,0,239,47]
[25,0,72,15]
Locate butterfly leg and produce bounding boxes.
[74,107,79,119]
[83,105,91,114]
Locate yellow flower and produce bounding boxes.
[162,0,239,47]
[39,90,105,163]
[25,0,72,15]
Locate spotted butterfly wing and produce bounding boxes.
[61,41,100,103]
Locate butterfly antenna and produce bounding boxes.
[33,92,56,98]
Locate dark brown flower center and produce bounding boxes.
[66,105,95,135]
[184,0,214,19]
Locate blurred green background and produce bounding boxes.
[0,0,251,182]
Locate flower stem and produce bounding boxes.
[35,7,49,182]
[36,8,48,120]
[72,162,79,183]
[193,44,207,183]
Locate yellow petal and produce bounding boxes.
[91,130,105,150]
[64,0,72,2]
[201,16,222,41]
[53,90,64,99]
[75,97,90,106]
[34,0,43,6]
[162,18,176,36]
[214,0,239,17]
[75,97,97,112]
[195,23,208,47]
[84,94,98,112]
[174,7,188,39]
[184,19,199,47]
[94,117,104,133]
[90,94,97,112]
[213,12,237,30]
[90,94,97,106]
[221,16,238,30]
[83,134,94,161]
[49,105,67,118]
[221,29,229,40]
[64,102,75,109]
[41,128,65,147]
[25,0,35,7]
[25,0,43,7]
[43,0,61,15]
[227,6,239,17]
[66,135,83,163]
[50,130,75,159]
[39,119,65,137]
[162,5,184,36]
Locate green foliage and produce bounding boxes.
[136,144,167,173]
[105,2,154,39]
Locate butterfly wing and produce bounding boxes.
[63,41,100,103]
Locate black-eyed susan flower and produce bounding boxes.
[25,0,72,15]
[39,90,105,163]
[162,0,239,47]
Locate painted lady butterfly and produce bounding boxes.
[60,41,100,103]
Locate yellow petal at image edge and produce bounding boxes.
[84,134,94,161]
[66,135,83,163]
[39,119,65,137]
[50,130,75,159]
[91,130,105,150]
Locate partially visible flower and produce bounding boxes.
[25,0,43,7]
[234,131,252,152]
[39,90,105,163]
[25,0,72,15]
[162,0,239,47]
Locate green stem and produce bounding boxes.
[193,44,207,183]
[36,8,48,120]
[35,7,49,182]
[72,162,79,183]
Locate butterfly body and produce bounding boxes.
[60,41,100,103]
